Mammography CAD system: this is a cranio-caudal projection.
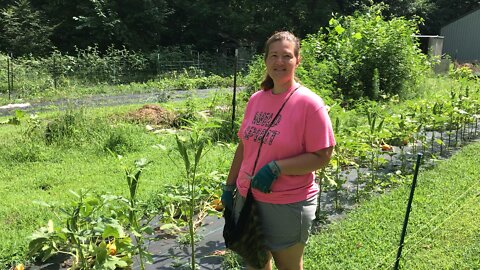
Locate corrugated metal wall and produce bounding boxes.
[441,9,480,62]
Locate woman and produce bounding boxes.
[222,31,335,270]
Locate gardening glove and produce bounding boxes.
[251,161,281,193]
[221,185,235,211]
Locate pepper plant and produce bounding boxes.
[362,101,387,186]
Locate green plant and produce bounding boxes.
[330,118,348,209]
[0,110,26,125]
[221,251,243,270]
[44,109,86,145]
[28,190,134,269]
[161,116,218,270]
[362,101,387,186]
[28,159,154,270]
[299,4,427,102]
[103,126,139,155]
[171,95,199,128]
[153,169,224,235]
[123,158,154,270]
[387,112,417,170]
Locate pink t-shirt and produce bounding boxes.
[236,84,336,204]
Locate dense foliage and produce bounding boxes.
[303,6,428,101]
[0,0,479,57]
[246,6,428,102]
[0,46,239,100]
[0,0,53,56]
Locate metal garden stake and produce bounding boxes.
[231,48,238,139]
[7,54,12,100]
[394,152,423,270]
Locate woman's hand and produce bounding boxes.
[221,190,234,210]
[251,161,281,193]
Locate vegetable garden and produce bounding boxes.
[1,6,479,270]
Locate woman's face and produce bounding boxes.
[265,39,300,85]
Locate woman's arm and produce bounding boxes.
[225,140,244,185]
[275,146,334,176]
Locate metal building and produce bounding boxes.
[440,8,480,62]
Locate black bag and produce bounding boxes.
[222,86,300,268]
[223,188,269,268]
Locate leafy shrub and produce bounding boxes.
[241,55,264,95]
[171,96,199,128]
[302,5,428,102]
[450,64,476,80]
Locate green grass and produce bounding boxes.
[0,103,236,267]
[0,71,239,106]
[304,141,480,269]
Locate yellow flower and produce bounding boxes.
[15,264,24,270]
[106,242,117,256]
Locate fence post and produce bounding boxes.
[7,53,13,100]
[231,49,238,140]
[394,153,423,270]
[53,54,57,89]
[156,53,160,76]
[7,56,11,100]
[197,51,200,69]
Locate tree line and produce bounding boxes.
[0,0,479,57]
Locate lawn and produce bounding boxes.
[305,140,480,269]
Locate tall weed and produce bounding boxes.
[44,109,88,146]
[102,125,142,155]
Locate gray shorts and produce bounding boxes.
[233,193,318,251]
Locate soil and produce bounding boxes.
[124,104,176,126]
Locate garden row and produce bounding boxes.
[321,79,479,212]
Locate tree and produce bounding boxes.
[29,0,171,52]
[0,0,53,56]
[73,0,171,51]
[338,0,480,35]
[158,0,341,53]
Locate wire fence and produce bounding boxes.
[0,50,253,97]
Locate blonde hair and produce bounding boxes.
[260,31,301,90]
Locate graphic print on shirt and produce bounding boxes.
[243,111,282,145]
